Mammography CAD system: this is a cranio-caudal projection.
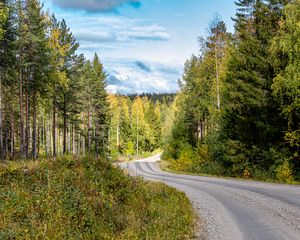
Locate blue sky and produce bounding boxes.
[43,0,236,94]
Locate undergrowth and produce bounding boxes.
[0,155,194,239]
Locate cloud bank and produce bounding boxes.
[104,59,181,94]
[52,0,141,12]
[58,14,170,47]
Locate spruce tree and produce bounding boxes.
[0,0,15,159]
[221,0,289,170]
[271,0,300,169]
[91,54,109,157]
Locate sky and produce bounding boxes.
[43,0,237,94]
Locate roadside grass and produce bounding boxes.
[160,160,300,185]
[0,156,195,239]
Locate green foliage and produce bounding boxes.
[0,2,8,40]
[271,0,300,170]
[0,0,111,160]
[169,143,194,171]
[108,94,172,159]
[0,156,194,239]
[163,1,300,183]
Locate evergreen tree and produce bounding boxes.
[0,0,16,159]
[0,0,112,160]
[91,54,109,157]
[25,0,49,159]
[55,19,79,155]
[0,1,9,40]
[271,0,300,169]
[220,0,288,171]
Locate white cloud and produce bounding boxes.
[52,0,141,12]
[58,15,170,47]
[43,4,183,94]
[104,58,181,94]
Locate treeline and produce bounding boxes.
[0,0,109,159]
[108,94,173,159]
[163,0,300,182]
[128,93,175,105]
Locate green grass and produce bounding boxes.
[0,156,195,239]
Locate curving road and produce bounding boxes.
[120,155,300,240]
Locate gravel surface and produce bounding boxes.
[120,155,300,240]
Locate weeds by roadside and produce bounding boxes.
[0,156,194,239]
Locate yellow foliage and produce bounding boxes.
[276,160,294,183]
[243,169,251,179]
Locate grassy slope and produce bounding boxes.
[0,156,195,239]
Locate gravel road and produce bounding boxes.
[120,155,300,240]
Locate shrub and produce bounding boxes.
[170,144,194,171]
[276,160,294,183]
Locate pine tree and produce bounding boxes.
[91,54,109,157]
[25,0,49,159]
[55,19,79,155]
[81,60,93,153]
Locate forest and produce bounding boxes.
[108,94,174,160]
[1,0,300,238]
[0,0,112,159]
[162,0,300,183]
[0,0,175,161]
[1,0,299,183]
[0,1,195,238]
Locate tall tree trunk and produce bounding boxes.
[117,123,119,151]
[63,95,67,154]
[45,118,49,155]
[95,131,99,158]
[200,121,204,142]
[215,49,221,110]
[25,74,30,159]
[72,125,76,155]
[37,125,40,158]
[10,111,14,158]
[67,126,71,153]
[82,136,85,155]
[41,117,45,153]
[52,97,56,158]
[0,71,3,160]
[88,108,91,153]
[19,68,25,158]
[32,90,37,159]
[3,127,7,158]
[77,133,80,155]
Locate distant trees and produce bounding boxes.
[163,0,299,182]
[0,0,110,160]
[108,94,173,159]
